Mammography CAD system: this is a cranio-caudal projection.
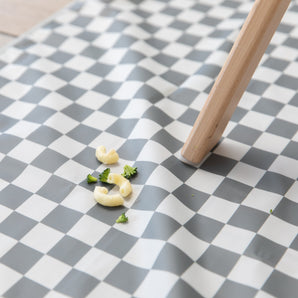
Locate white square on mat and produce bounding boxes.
[120,99,152,119]
[99,48,127,65]
[5,120,39,138]
[76,91,109,110]
[61,186,96,214]
[123,238,165,269]
[242,189,282,213]
[147,12,173,27]
[239,111,274,131]
[182,263,225,298]
[28,44,56,57]
[253,132,290,155]
[213,139,250,161]
[238,92,260,110]
[128,118,162,140]
[254,290,277,298]
[168,227,209,261]
[31,58,60,73]
[86,282,130,298]
[172,59,201,76]
[49,135,86,159]
[39,93,72,112]
[269,155,298,180]
[277,105,298,125]
[13,165,51,193]
[16,194,57,222]
[70,72,102,90]
[93,32,121,49]
[26,255,71,289]
[113,81,144,100]
[0,64,26,80]
[0,81,31,100]
[87,17,113,33]
[75,247,120,280]
[253,66,281,83]
[162,43,192,58]
[154,27,182,42]
[89,132,125,152]
[155,98,188,120]
[0,205,12,224]
[156,194,195,225]
[45,112,80,134]
[134,270,178,298]
[0,47,22,64]
[178,10,203,23]
[196,37,224,51]
[227,162,266,187]
[0,233,17,258]
[276,249,298,279]
[65,55,95,72]
[198,195,239,223]
[262,84,295,104]
[139,58,168,75]
[271,45,298,61]
[114,209,154,237]
[187,24,213,38]
[285,181,298,203]
[0,264,22,296]
[2,101,35,120]
[35,74,67,91]
[8,140,45,164]
[55,24,83,37]
[59,37,88,54]
[183,75,213,92]
[228,255,273,289]
[190,92,208,111]
[165,121,192,143]
[20,223,64,253]
[83,110,117,131]
[54,160,91,185]
[67,215,110,246]
[131,39,157,55]
[147,76,176,96]
[146,166,182,193]
[258,216,298,247]
[212,224,255,254]
[186,169,224,194]
[137,140,171,164]
[105,64,135,82]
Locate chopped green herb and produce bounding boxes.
[191,194,195,197]
[121,165,137,179]
[99,168,110,183]
[116,213,128,223]
[87,174,98,184]
[270,209,273,214]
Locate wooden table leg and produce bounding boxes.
[181,0,291,164]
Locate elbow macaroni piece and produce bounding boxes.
[107,173,132,197]
[96,145,119,164]
[94,186,124,207]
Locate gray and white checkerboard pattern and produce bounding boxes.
[0,0,297,297]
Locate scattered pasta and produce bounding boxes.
[96,145,119,164]
[107,173,132,197]
[94,186,124,207]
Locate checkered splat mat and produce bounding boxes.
[0,0,297,297]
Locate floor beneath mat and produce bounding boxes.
[0,0,72,47]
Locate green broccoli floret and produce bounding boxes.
[99,168,110,183]
[87,174,98,184]
[116,213,128,223]
[121,165,137,179]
